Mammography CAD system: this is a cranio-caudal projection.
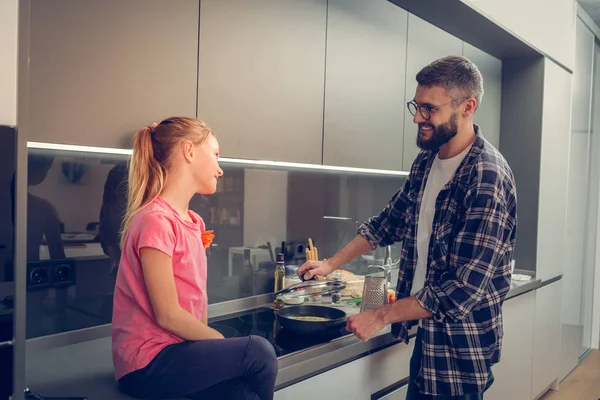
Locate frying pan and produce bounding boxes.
[276,305,347,335]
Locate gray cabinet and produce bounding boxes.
[198,0,327,164]
[462,43,502,149]
[402,15,463,171]
[536,58,571,282]
[28,0,199,148]
[322,0,407,170]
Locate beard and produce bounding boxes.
[416,113,458,152]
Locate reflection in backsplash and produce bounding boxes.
[21,146,406,338]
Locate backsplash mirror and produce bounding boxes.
[22,144,406,338]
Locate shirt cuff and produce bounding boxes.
[357,222,379,250]
[414,286,445,323]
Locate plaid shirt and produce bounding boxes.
[358,126,517,396]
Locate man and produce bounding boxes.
[298,56,517,399]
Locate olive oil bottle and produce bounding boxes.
[274,252,285,309]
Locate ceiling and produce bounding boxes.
[579,0,600,27]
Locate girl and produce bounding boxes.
[112,117,278,400]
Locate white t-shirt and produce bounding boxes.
[411,145,472,298]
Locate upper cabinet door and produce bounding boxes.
[28,0,199,148]
[322,0,408,170]
[463,43,503,149]
[402,15,462,171]
[198,0,327,164]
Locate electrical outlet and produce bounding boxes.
[27,265,50,290]
[26,259,77,291]
[53,263,75,287]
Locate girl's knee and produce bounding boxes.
[248,335,277,371]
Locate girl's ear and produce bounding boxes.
[183,140,194,163]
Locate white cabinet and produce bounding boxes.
[275,339,414,399]
[485,291,535,400]
[198,0,327,164]
[462,43,503,149]
[536,59,572,282]
[379,384,408,399]
[532,281,562,399]
[561,19,597,380]
[402,14,463,171]
[322,0,408,170]
[28,0,199,148]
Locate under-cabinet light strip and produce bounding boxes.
[323,216,354,221]
[27,141,409,177]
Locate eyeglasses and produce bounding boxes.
[406,99,462,121]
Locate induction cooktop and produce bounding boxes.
[208,307,351,357]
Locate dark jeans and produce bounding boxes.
[407,328,494,400]
[118,335,278,400]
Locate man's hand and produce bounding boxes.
[297,259,335,280]
[297,235,374,280]
[346,309,387,342]
[346,297,433,342]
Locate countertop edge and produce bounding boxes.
[505,277,542,300]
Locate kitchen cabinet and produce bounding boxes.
[322,0,408,170]
[561,19,597,382]
[532,281,562,399]
[275,338,414,399]
[536,59,572,282]
[485,291,535,400]
[28,0,199,148]
[402,14,463,171]
[462,43,502,149]
[198,0,327,164]
[463,0,575,71]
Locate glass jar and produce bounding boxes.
[284,265,302,289]
[330,271,341,304]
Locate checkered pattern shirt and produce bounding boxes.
[358,126,517,396]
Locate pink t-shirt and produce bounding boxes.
[112,196,208,380]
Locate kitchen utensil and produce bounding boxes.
[274,279,346,299]
[302,239,322,286]
[360,275,388,312]
[305,238,319,262]
[276,305,347,335]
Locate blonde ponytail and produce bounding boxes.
[120,117,215,248]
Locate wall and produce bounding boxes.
[462,0,577,70]
[0,0,18,126]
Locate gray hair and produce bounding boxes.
[416,55,484,109]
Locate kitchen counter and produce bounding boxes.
[505,274,542,300]
[212,269,543,390]
[24,272,543,399]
